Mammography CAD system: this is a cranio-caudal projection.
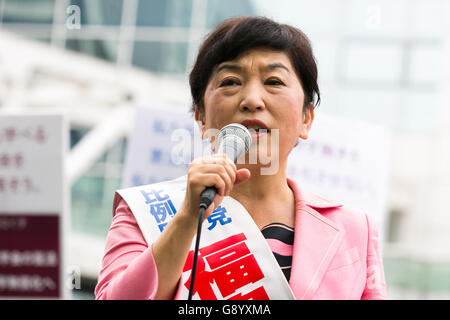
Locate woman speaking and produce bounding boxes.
[95,16,386,300]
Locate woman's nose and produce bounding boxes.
[238,83,266,112]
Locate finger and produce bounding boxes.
[191,155,236,195]
[220,161,237,195]
[201,154,237,171]
[192,154,227,166]
[197,164,233,196]
[234,168,251,185]
[197,173,226,197]
[213,154,238,186]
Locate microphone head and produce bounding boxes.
[217,123,252,154]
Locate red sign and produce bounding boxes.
[0,214,60,298]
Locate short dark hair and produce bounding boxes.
[189,16,320,115]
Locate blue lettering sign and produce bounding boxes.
[141,189,177,232]
[207,205,231,230]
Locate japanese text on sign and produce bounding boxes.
[0,275,55,293]
[183,233,269,300]
[0,126,46,144]
[140,189,177,232]
[0,250,58,268]
[207,205,232,230]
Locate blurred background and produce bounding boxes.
[0,0,449,299]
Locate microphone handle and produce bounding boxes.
[199,186,217,210]
[189,187,214,300]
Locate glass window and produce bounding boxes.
[70,127,90,149]
[342,0,409,38]
[136,0,192,28]
[1,0,55,24]
[69,0,123,26]
[397,91,437,132]
[65,39,118,63]
[344,42,403,84]
[409,45,440,86]
[409,0,443,38]
[256,0,338,35]
[0,23,53,40]
[205,0,255,28]
[71,138,127,237]
[334,88,398,129]
[132,41,188,74]
[34,37,52,44]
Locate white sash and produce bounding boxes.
[116,175,295,300]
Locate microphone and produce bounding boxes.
[199,123,252,209]
[188,123,251,300]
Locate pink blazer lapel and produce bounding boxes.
[287,178,345,300]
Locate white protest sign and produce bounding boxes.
[121,106,207,188]
[287,113,391,241]
[0,114,68,299]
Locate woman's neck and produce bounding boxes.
[230,163,296,229]
[230,163,291,204]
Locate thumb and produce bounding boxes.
[234,168,251,185]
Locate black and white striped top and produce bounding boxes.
[261,223,294,282]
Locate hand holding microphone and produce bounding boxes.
[181,123,252,222]
[199,123,253,210]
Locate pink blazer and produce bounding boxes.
[95,177,386,300]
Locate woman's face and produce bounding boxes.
[197,47,314,169]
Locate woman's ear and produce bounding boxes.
[194,108,206,138]
[299,104,314,140]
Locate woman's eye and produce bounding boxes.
[265,79,285,86]
[219,78,239,87]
